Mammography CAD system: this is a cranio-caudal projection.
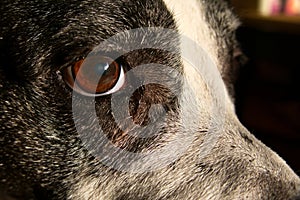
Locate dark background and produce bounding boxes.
[230,1,300,175]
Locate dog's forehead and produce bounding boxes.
[0,0,178,76]
[163,0,217,63]
[0,0,238,76]
[164,0,240,67]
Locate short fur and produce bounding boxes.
[0,0,299,199]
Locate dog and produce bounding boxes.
[1,0,300,199]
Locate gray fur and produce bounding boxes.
[0,0,300,199]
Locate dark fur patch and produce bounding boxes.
[0,0,180,198]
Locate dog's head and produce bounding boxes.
[1,0,300,199]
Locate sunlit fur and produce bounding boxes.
[0,0,299,199]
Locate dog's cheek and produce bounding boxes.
[0,86,69,194]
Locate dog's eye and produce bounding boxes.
[62,56,125,97]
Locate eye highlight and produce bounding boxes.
[62,55,125,97]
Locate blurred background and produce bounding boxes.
[231,0,300,175]
[229,0,300,175]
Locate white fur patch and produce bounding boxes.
[163,0,233,111]
[162,0,221,94]
[162,0,219,65]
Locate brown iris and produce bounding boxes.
[63,56,121,94]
